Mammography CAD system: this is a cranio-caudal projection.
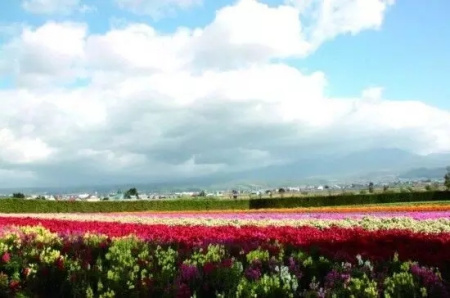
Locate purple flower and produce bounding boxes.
[245,267,262,281]
[287,257,303,279]
[180,264,199,281]
[410,265,449,297]
[325,270,351,289]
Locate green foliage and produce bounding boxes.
[445,167,450,191]
[0,191,448,213]
[0,228,447,297]
[124,188,139,199]
[236,273,298,298]
[0,198,250,213]
[11,193,25,199]
[248,191,450,210]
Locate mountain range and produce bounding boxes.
[1,148,449,194]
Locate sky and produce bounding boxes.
[0,0,449,188]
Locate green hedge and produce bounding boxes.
[0,191,449,213]
[248,191,450,209]
[0,198,250,213]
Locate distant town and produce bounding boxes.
[2,177,445,201]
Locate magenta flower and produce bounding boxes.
[1,252,10,263]
[245,266,262,281]
[180,264,199,281]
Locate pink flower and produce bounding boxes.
[23,268,31,277]
[9,280,20,291]
[1,252,10,263]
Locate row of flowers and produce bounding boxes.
[1,217,450,269]
[2,213,450,233]
[0,226,448,297]
[107,211,450,220]
[112,203,450,214]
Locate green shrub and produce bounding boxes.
[0,191,448,213]
[0,227,447,298]
[247,191,450,209]
[0,199,250,213]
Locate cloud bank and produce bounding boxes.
[1,0,449,187]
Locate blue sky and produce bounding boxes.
[0,0,449,187]
[1,0,449,109]
[299,0,450,109]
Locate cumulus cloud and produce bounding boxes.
[21,0,94,15]
[0,22,87,88]
[115,0,202,19]
[288,0,395,46]
[0,0,449,187]
[190,0,311,69]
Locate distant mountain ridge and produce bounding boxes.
[1,148,450,193]
[218,148,450,182]
[399,167,448,179]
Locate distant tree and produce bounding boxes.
[399,187,408,193]
[368,182,374,194]
[383,185,389,192]
[198,190,206,197]
[231,190,238,200]
[432,182,440,191]
[425,185,432,192]
[124,188,139,199]
[278,188,286,198]
[444,167,450,191]
[324,185,331,196]
[12,192,25,199]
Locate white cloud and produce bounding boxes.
[115,0,202,18]
[190,0,311,69]
[1,0,449,187]
[288,0,395,46]
[85,24,191,73]
[0,128,54,164]
[21,0,92,15]
[1,22,87,87]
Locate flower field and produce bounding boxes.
[0,204,450,297]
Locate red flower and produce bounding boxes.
[55,257,65,270]
[176,283,191,298]
[1,252,10,263]
[203,262,215,275]
[221,258,233,268]
[9,280,20,291]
